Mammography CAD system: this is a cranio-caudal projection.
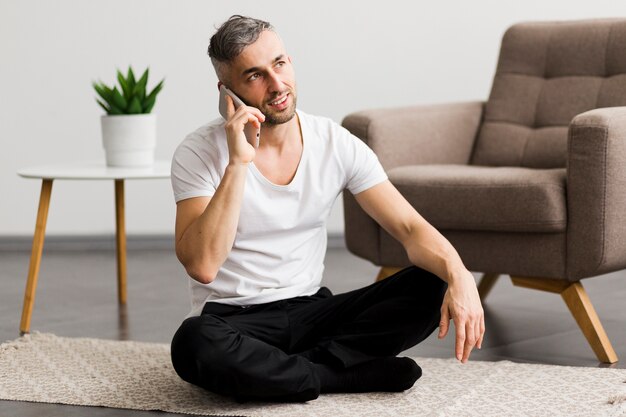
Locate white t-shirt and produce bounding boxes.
[171,108,387,317]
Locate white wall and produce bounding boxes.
[1,0,625,237]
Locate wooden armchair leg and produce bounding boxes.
[560,282,618,364]
[376,266,405,282]
[477,273,500,301]
[511,276,618,364]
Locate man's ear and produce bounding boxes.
[217,81,223,91]
[287,55,293,64]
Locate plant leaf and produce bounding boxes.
[127,66,136,93]
[133,68,149,101]
[108,102,124,115]
[145,79,164,102]
[117,69,131,101]
[133,84,146,103]
[127,96,142,114]
[96,99,110,114]
[93,81,112,104]
[142,95,156,113]
[102,84,115,101]
[111,87,128,111]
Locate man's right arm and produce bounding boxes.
[174,162,248,284]
[174,95,264,284]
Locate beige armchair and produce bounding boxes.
[342,19,626,364]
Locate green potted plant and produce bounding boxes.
[93,66,164,167]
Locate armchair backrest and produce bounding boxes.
[471,19,626,168]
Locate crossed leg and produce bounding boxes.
[170,266,447,402]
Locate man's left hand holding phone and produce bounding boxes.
[219,85,264,166]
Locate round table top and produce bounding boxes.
[18,160,171,180]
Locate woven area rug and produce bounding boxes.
[1,333,626,417]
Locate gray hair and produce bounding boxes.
[208,15,274,84]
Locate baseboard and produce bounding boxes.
[0,235,175,252]
[327,233,345,249]
[0,232,346,252]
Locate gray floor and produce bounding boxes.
[1,242,625,416]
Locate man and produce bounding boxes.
[170,15,485,403]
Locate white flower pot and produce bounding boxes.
[101,114,156,167]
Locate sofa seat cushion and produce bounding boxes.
[387,164,567,232]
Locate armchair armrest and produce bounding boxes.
[341,101,485,170]
[567,106,626,280]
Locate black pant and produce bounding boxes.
[170,265,447,402]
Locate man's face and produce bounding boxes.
[225,30,297,125]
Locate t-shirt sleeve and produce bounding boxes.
[170,138,219,203]
[338,125,388,195]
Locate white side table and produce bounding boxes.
[17,161,171,335]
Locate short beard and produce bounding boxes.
[261,94,297,126]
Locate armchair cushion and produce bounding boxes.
[388,165,566,233]
[471,19,626,169]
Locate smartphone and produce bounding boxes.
[218,85,261,148]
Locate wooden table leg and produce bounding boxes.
[20,179,53,335]
[115,179,127,305]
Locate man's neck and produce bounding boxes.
[257,112,301,154]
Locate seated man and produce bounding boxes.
[170,15,485,403]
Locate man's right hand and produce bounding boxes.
[224,95,265,165]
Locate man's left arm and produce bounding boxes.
[353,180,485,363]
